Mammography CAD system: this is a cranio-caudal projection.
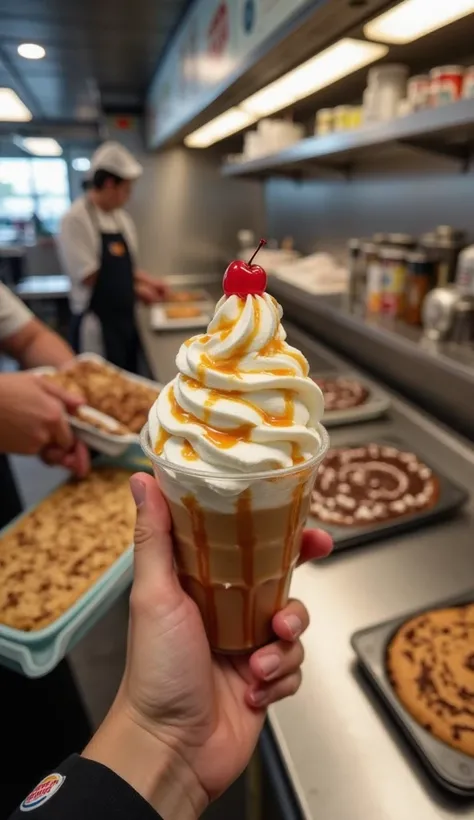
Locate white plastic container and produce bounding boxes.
[364,64,409,123]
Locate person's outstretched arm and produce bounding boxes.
[10,474,332,819]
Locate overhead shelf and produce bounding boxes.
[221,99,474,179]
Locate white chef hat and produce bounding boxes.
[90,141,142,180]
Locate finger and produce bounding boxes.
[247,670,302,709]
[249,640,304,683]
[130,473,174,586]
[60,441,90,478]
[51,411,74,451]
[41,445,64,466]
[40,378,85,411]
[74,441,91,478]
[272,599,310,643]
[298,528,333,565]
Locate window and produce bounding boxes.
[0,157,70,236]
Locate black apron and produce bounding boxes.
[71,205,138,372]
[0,462,91,814]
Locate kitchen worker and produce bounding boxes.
[0,281,91,815]
[58,141,167,372]
[9,473,333,819]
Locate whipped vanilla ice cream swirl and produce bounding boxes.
[148,293,324,476]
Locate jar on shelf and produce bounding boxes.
[363,242,383,314]
[421,227,465,288]
[430,66,464,107]
[380,247,408,317]
[386,233,417,250]
[346,238,366,313]
[463,66,474,99]
[404,252,436,325]
[315,108,334,136]
[407,74,431,111]
[333,105,353,132]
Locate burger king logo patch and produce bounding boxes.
[20,774,65,812]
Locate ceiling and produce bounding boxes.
[0,0,191,122]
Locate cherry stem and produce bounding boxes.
[247,238,267,266]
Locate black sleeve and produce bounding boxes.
[9,755,162,820]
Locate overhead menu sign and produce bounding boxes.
[147,0,316,147]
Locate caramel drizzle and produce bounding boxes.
[236,489,257,646]
[276,480,306,609]
[182,495,218,645]
[154,428,171,454]
[156,384,302,461]
[181,440,198,461]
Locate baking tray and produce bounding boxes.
[351,590,474,796]
[150,303,213,331]
[311,370,390,427]
[34,353,162,456]
[166,288,214,305]
[308,436,468,552]
[0,451,151,678]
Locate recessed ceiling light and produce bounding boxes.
[18,43,46,60]
[0,89,32,122]
[364,0,474,44]
[21,138,62,156]
[72,157,91,172]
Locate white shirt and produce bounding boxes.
[57,196,138,314]
[0,282,33,342]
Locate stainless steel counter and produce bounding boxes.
[269,277,474,441]
[136,302,474,820]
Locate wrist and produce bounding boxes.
[83,705,208,820]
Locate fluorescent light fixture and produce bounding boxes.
[185,107,257,148]
[22,138,62,156]
[241,38,388,118]
[72,157,91,172]
[0,88,32,121]
[18,43,46,59]
[184,38,387,147]
[364,0,474,44]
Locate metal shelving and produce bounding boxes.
[222,98,474,179]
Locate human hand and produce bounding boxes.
[84,473,332,819]
[0,372,89,477]
[135,270,170,303]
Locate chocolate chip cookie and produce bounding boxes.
[387,604,474,757]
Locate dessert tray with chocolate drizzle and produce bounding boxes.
[351,590,474,795]
[311,371,390,427]
[309,438,467,552]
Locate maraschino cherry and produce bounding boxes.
[223,238,267,297]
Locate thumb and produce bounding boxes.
[130,473,174,587]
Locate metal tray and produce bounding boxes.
[150,303,213,331]
[308,436,468,552]
[311,370,390,427]
[34,353,162,456]
[351,590,474,796]
[165,288,214,305]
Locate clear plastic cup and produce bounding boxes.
[140,422,329,653]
